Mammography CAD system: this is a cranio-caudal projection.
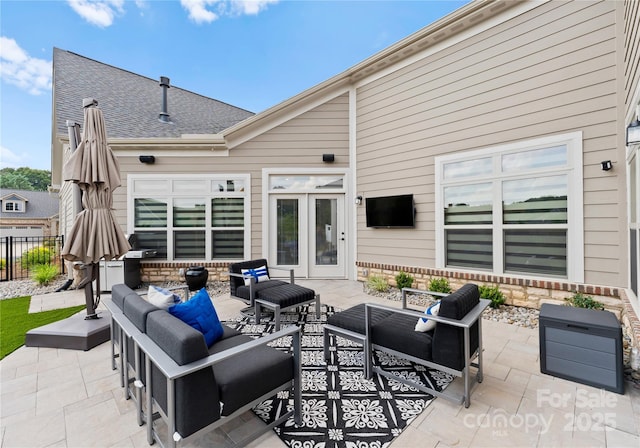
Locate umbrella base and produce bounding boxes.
[25,310,111,351]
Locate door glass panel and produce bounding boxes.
[276,199,298,265]
[315,198,337,265]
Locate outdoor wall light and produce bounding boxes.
[355,195,363,205]
[322,153,335,163]
[601,160,613,171]
[627,119,640,145]
[139,155,155,164]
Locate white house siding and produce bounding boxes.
[355,0,625,287]
[111,93,350,259]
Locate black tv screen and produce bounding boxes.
[365,194,415,228]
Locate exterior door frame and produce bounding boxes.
[262,168,351,279]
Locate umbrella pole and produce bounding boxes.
[84,263,99,320]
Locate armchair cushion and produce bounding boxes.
[431,283,480,370]
[169,288,224,347]
[229,259,272,296]
[371,312,434,361]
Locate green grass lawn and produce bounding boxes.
[0,296,86,359]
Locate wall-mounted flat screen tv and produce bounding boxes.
[365,194,415,228]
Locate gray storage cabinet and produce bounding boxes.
[539,304,624,394]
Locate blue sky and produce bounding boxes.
[0,0,466,171]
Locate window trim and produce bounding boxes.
[435,132,584,282]
[127,173,251,262]
[3,200,24,213]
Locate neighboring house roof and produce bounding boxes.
[0,189,59,219]
[52,48,254,140]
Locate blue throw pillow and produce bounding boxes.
[168,288,223,346]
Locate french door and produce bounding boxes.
[269,194,345,278]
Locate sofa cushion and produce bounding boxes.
[147,285,181,309]
[111,283,138,311]
[415,301,441,332]
[123,293,159,332]
[168,288,224,347]
[213,343,294,416]
[146,310,209,365]
[146,310,220,438]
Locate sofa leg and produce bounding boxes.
[293,329,302,426]
[323,327,330,361]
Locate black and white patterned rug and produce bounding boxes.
[224,304,453,448]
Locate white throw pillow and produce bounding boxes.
[241,265,270,286]
[415,301,440,332]
[147,285,181,309]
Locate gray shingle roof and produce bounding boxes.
[53,48,254,139]
[0,189,59,219]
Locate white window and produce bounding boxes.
[128,174,250,261]
[3,200,23,212]
[436,132,584,281]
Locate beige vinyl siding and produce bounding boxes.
[356,1,623,285]
[112,93,349,259]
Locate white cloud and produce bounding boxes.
[66,0,125,27]
[180,0,278,24]
[0,37,52,96]
[0,145,28,169]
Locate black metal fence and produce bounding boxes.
[1,235,66,282]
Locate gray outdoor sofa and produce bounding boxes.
[323,283,489,407]
[104,284,301,448]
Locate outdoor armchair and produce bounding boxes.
[228,259,320,330]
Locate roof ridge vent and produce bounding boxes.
[159,76,171,123]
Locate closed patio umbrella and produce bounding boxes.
[61,98,130,318]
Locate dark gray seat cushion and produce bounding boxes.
[234,279,288,301]
[146,310,220,438]
[327,303,393,335]
[371,312,434,361]
[256,283,316,308]
[212,342,294,416]
[431,283,480,370]
[111,283,140,311]
[123,294,159,332]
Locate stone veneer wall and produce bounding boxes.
[140,261,231,284]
